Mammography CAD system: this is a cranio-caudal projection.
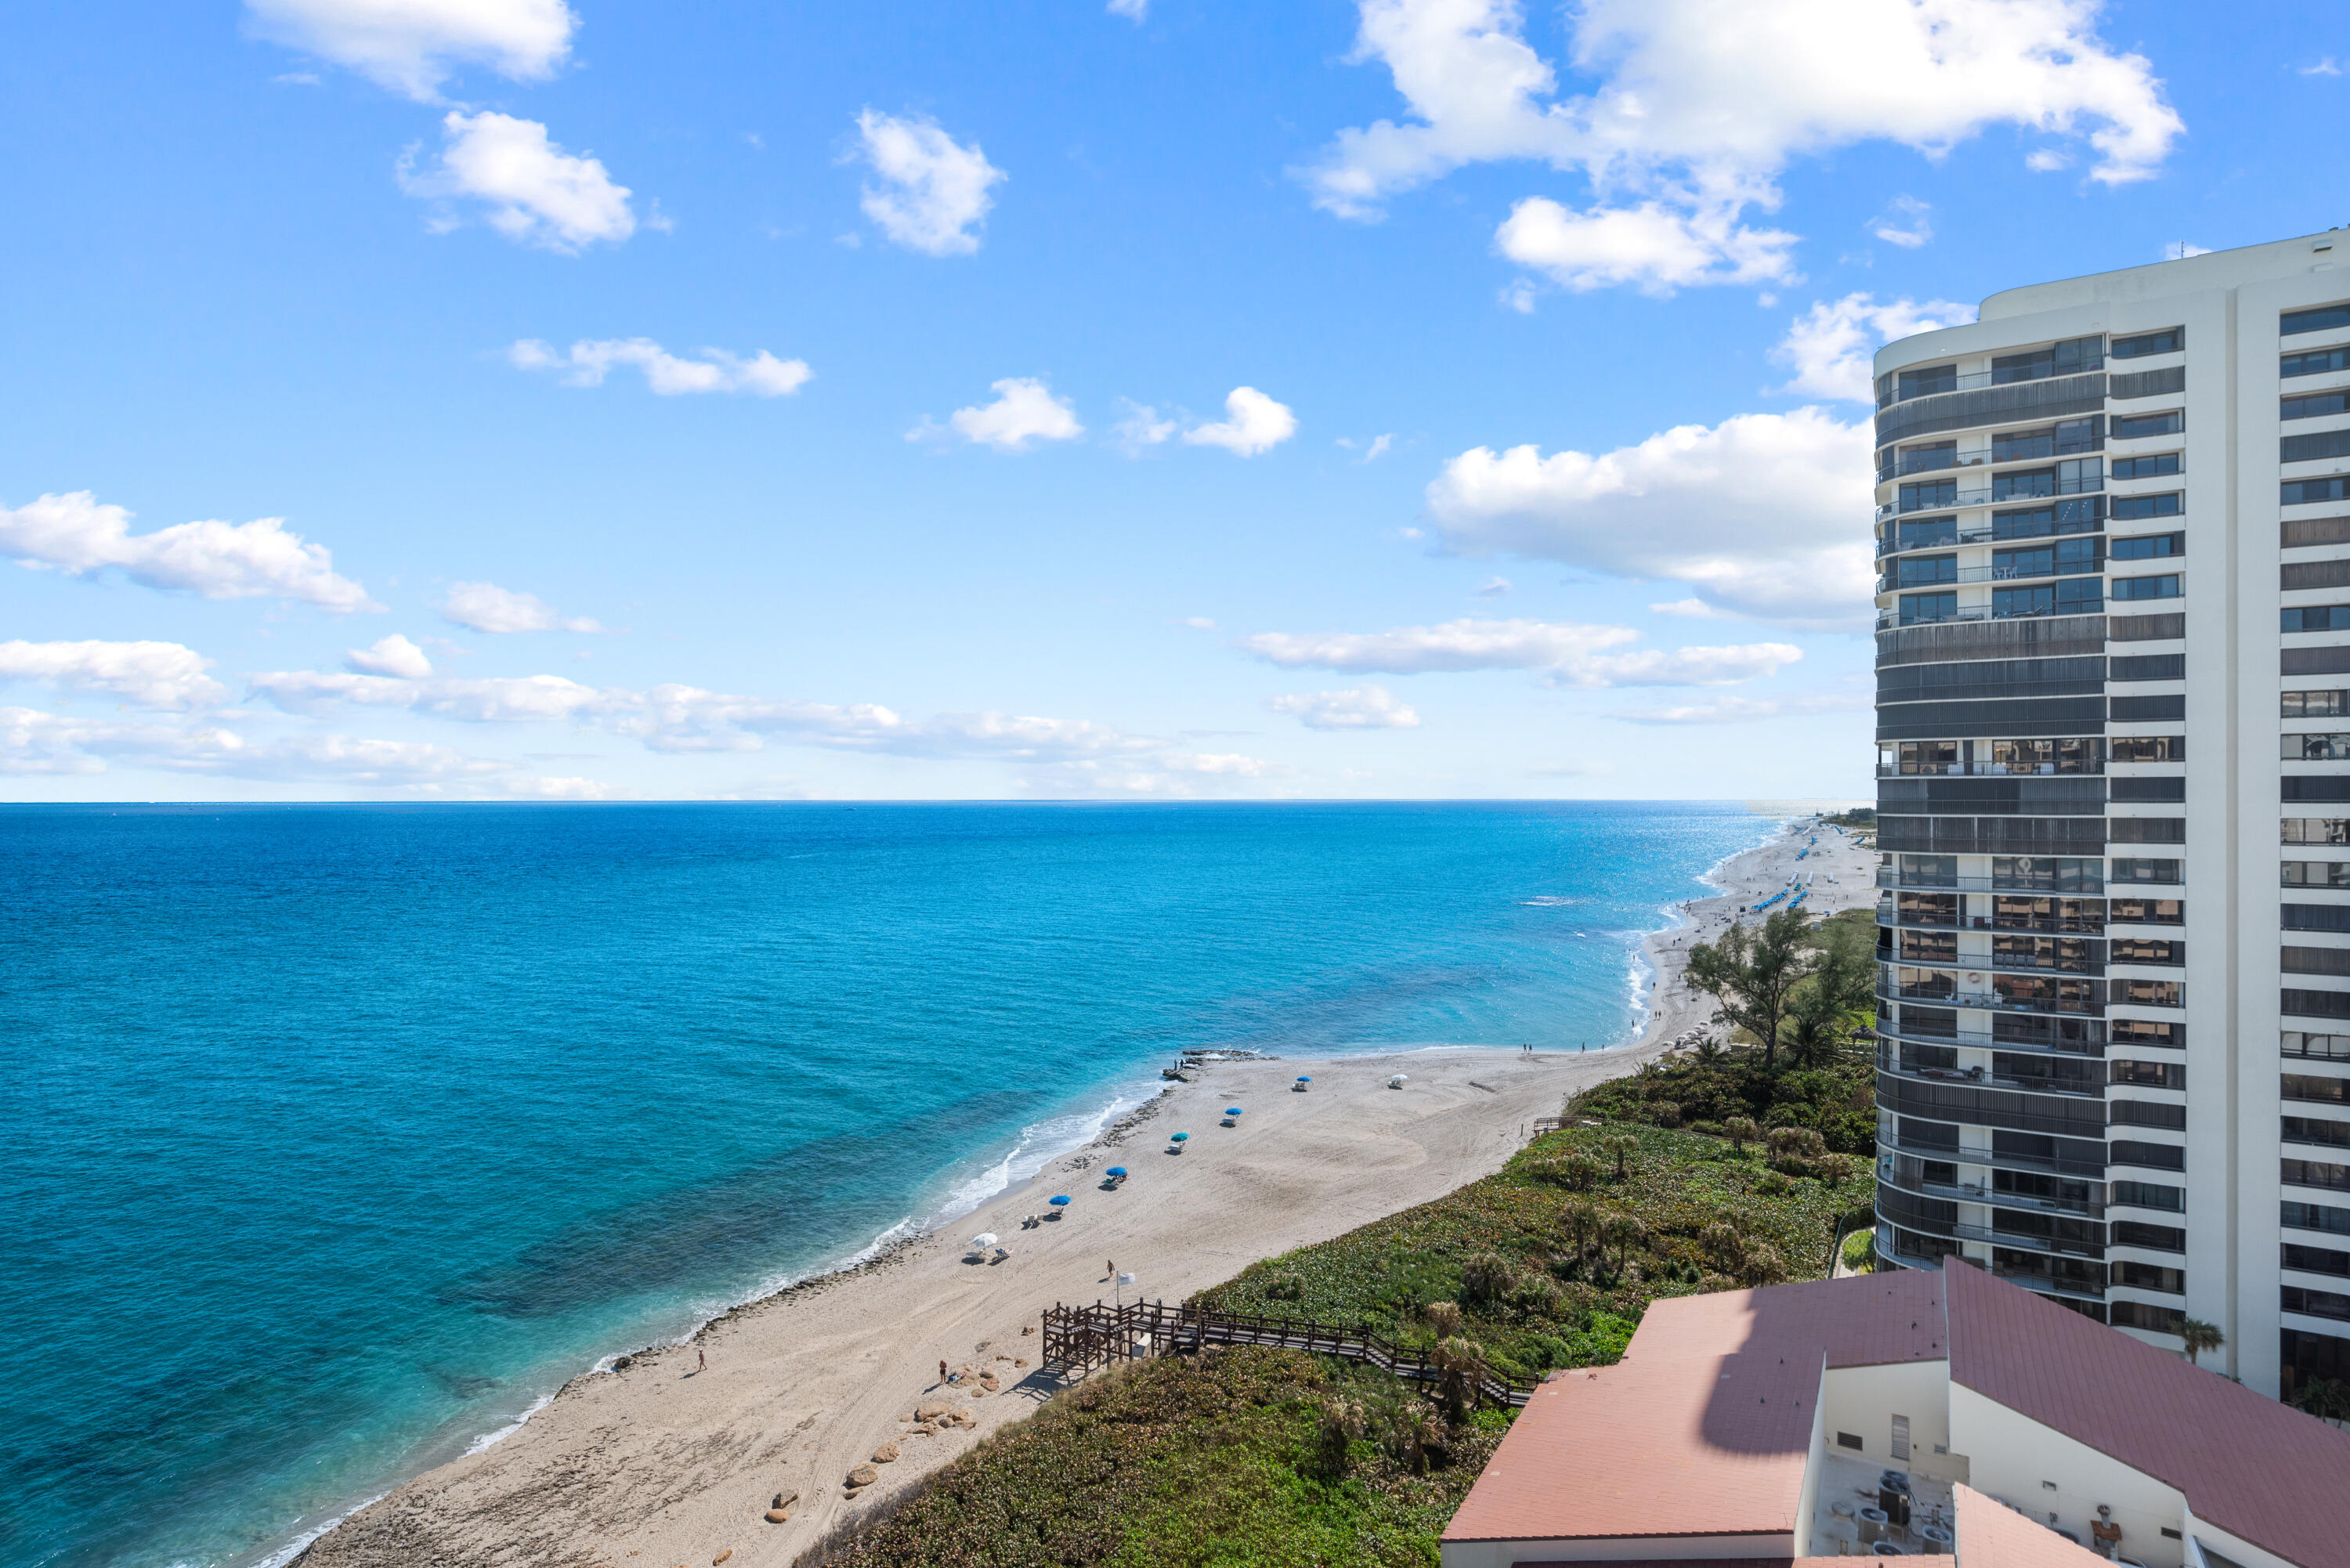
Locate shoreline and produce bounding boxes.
[272,815,1871,1568]
[291,1047,1674,1568]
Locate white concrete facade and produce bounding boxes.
[1871,232,2350,1404]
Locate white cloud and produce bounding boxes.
[1182,616,1218,630]
[1473,576,1512,598]
[244,0,575,100]
[439,581,602,634]
[400,111,636,252]
[0,705,538,789]
[1108,0,1148,18]
[1183,387,1298,456]
[854,110,1006,256]
[1650,598,1716,617]
[1111,399,1179,453]
[0,640,225,710]
[1869,194,1932,248]
[1424,406,1875,626]
[1772,292,1976,402]
[2163,240,2212,261]
[1614,692,1870,724]
[508,338,812,396]
[2303,57,2341,77]
[345,634,433,678]
[1236,616,1799,687]
[1494,197,1798,294]
[1499,277,1538,313]
[1361,433,1394,461]
[1306,0,2183,291]
[0,490,378,612]
[1267,685,1423,730]
[924,378,1084,451]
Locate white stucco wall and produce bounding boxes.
[1821,1359,1962,1483]
[1949,1383,2186,1568]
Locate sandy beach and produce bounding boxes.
[295,815,1878,1568]
[1629,818,1878,1054]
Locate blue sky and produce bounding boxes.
[2,0,2343,801]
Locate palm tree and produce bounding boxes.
[2179,1318,2225,1367]
[1600,1213,1650,1274]
[1698,1220,1744,1274]
[1433,1335,1486,1422]
[1462,1252,1516,1305]
[1422,1299,1465,1340]
[1315,1396,1365,1474]
[1601,1133,1637,1179]
[1723,1115,1760,1152]
[1392,1400,1442,1475]
[2290,1376,2350,1423]
[1563,1201,1602,1263]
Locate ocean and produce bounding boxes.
[0,800,1774,1568]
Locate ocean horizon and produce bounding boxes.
[1,800,1779,1568]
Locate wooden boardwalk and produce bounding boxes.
[1039,1299,1540,1409]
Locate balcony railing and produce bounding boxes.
[1878,1162,2107,1219]
[1878,362,2107,409]
[1876,602,2103,630]
[1876,762,2104,777]
[1878,973,2104,1016]
[1990,1264,2108,1302]
[1878,562,2103,593]
[1878,1052,2106,1099]
[1878,443,2103,483]
[1874,867,2134,894]
[1878,1021,2106,1059]
[1876,475,2105,522]
[1874,1123,2108,1180]
[1877,520,2104,558]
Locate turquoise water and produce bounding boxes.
[0,800,1771,1568]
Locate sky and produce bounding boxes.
[1,0,2344,803]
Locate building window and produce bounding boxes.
[1994,499,2104,537]
[2282,304,2350,337]
[2287,692,2350,717]
[1898,554,1958,586]
[2286,1157,2350,1192]
[2114,1180,2186,1212]
[2113,1058,2186,1089]
[2114,1219,2187,1251]
[1994,336,2105,381]
[2283,1284,2350,1321]
[2283,390,2350,421]
[2110,858,2182,883]
[2285,862,2350,888]
[2113,1260,2186,1293]
[2112,574,2182,601]
[2111,1299,2188,1333]
[2111,328,2182,359]
[1992,539,2101,580]
[2287,478,2350,507]
[2286,819,2350,845]
[1896,515,1959,551]
[2285,1031,2350,1060]
[2287,1075,2350,1107]
[2113,409,2184,439]
[2110,901,2185,929]
[2285,1200,2350,1237]
[2284,1115,2350,1150]
[2110,453,2182,479]
[1900,591,1958,625]
[2111,493,2183,521]
[2111,735,2185,762]
[2283,605,2350,633]
[1899,364,1959,399]
[1994,580,2102,617]
[1901,479,1958,512]
[2283,346,2350,379]
[2113,938,2185,965]
[2287,734,2350,761]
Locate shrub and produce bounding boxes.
[1462,1252,1517,1305]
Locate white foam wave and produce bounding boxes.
[461,1391,553,1458]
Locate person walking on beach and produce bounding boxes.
[697,1348,706,1375]
[939,1359,949,1384]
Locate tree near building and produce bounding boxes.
[1685,909,1820,1072]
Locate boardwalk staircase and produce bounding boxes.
[1039,1299,1540,1409]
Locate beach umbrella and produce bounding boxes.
[1170,1132,1190,1142]
[1225,1107,1245,1116]
[971,1232,998,1247]
[1296,1075,1312,1082]
[1105,1165,1127,1177]
[1049,1194,1071,1206]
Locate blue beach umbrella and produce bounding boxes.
[1049,1194,1071,1206]
[1225,1107,1244,1116]
[1170,1132,1190,1142]
[1105,1166,1127,1177]
[1296,1075,1312,1082]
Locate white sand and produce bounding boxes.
[296,816,1880,1568]
[1631,818,1878,1054]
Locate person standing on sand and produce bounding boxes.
[697,1348,706,1374]
[939,1359,949,1383]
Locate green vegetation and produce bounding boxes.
[810,1122,1869,1567]
[1821,807,1875,828]
[1578,907,1879,1155]
[809,1346,1504,1568]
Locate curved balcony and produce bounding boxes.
[1876,1050,2106,1100]
[1876,1158,2106,1220]
[1876,472,2105,523]
[1875,1122,2108,1180]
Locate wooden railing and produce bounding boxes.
[1039,1299,1540,1409]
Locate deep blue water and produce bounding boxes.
[0,800,1772,1568]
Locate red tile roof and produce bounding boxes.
[1952,1483,2109,1568]
[1941,1261,2350,1568]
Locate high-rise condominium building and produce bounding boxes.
[1870,232,2350,1404]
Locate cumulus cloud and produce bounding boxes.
[1772,292,1976,403]
[1111,399,1179,453]
[345,634,433,678]
[0,705,548,790]
[1305,0,2183,290]
[1425,407,1875,626]
[508,338,811,396]
[1870,194,1933,248]
[1267,685,1422,730]
[1237,617,1799,688]
[1473,576,1512,598]
[1108,0,1149,18]
[400,111,637,251]
[244,0,575,100]
[0,490,377,612]
[920,378,1084,451]
[439,581,602,635]
[0,640,226,710]
[1183,388,1299,456]
[1495,197,1798,294]
[854,110,1006,256]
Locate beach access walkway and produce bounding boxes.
[1040,1299,1539,1409]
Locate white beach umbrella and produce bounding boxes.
[971,1232,999,1248]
